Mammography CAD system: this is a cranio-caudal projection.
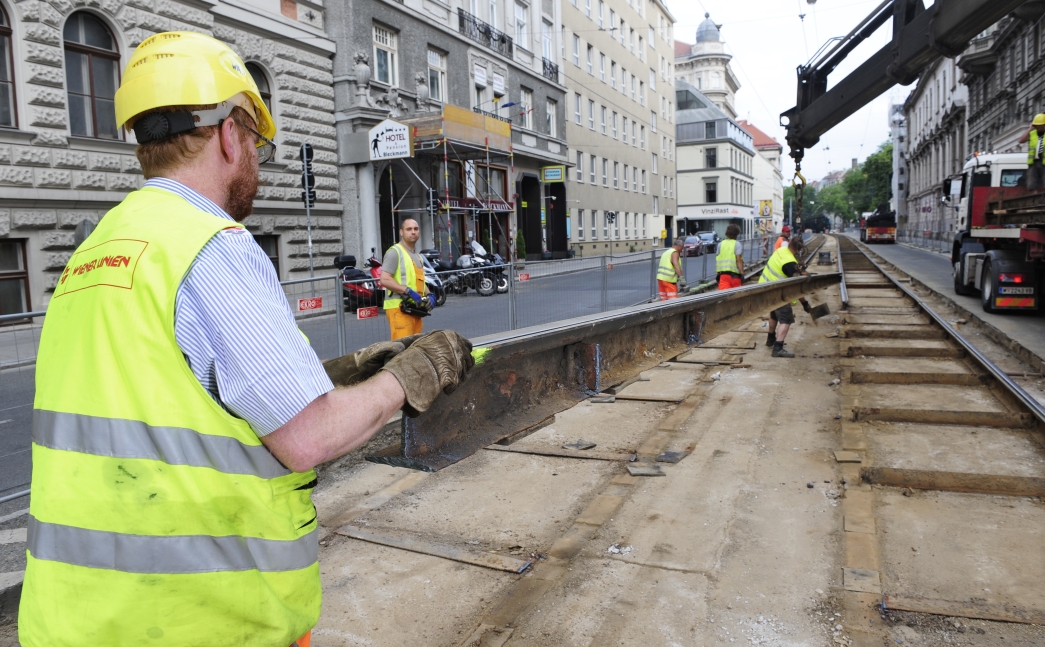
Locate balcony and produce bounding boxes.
[542,58,558,82]
[458,9,514,58]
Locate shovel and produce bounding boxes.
[808,302,831,323]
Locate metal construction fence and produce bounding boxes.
[896,229,951,255]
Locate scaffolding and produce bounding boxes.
[382,105,518,264]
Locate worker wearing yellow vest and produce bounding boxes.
[1019,113,1045,191]
[759,236,810,358]
[657,238,687,299]
[21,32,474,647]
[716,224,745,290]
[380,217,433,340]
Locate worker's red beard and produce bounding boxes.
[225,145,259,222]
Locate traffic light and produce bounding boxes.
[300,143,315,208]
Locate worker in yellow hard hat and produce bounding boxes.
[1019,113,1045,190]
[19,31,473,647]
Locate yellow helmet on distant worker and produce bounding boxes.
[1034,113,1045,126]
[114,31,275,141]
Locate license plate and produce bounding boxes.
[1000,287,1034,295]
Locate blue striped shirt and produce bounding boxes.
[144,178,334,437]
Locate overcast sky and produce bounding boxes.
[671,0,916,183]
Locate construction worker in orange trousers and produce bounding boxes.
[380,217,434,340]
[657,237,686,299]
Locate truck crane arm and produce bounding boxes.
[780,0,1026,166]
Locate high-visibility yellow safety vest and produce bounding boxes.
[716,238,740,275]
[657,248,679,283]
[383,243,427,310]
[21,187,320,647]
[1030,129,1043,164]
[759,245,798,284]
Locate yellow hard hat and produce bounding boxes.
[1034,113,1045,126]
[115,32,275,141]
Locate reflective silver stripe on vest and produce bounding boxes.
[33,410,290,479]
[760,263,786,282]
[28,516,318,573]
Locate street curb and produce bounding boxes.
[856,240,1045,374]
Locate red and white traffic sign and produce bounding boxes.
[297,297,323,312]
[357,306,380,320]
[519,273,530,282]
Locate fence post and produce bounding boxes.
[335,273,346,357]
[600,254,608,312]
[649,248,658,302]
[702,242,708,281]
[508,260,517,330]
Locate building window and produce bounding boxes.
[515,2,528,47]
[600,105,606,134]
[610,61,617,89]
[65,12,120,139]
[620,67,627,94]
[614,211,620,238]
[373,25,398,86]
[592,209,598,239]
[611,111,617,137]
[641,169,646,193]
[489,0,498,27]
[0,7,16,127]
[624,213,629,238]
[623,164,629,190]
[599,54,606,81]
[653,195,658,216]
[613,162,618,188]
[651,110,657,132]
[649,25,655,44]
[642,213,647,237]
[705,121,716,138]
[0,240,29,315]
[598,0,604,27]
[706,182,717,203]
[640,125,645,148]
[706,147,716,168]
[253,235,280,277]
[633,166,638,192]
[576,150,584,181]
[577,209,585,239]
[622,116,628,142]
[602,158,608,186]
[638,36,644,59]
[588,99,595,129]
[629,28,635,52]
[585,0,591,17]
[520,87,533,129]
[639,81,644,105]
[590,154,596,183]
[603,211,609,238]
[246,63,272,113]
[572,34,580,65]
[652,153,658,173]
[427,49,446,102]
[632,121,637,146]
[587,45,594,74]
[546,99,557,137]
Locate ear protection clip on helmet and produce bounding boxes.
[132,98,277,164]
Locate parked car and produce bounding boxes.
[682,236,703,257]
[696,231,720,254]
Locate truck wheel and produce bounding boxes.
[953,258,973,296]
[980,259,995,313]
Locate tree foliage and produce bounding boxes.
[783,140,894,227]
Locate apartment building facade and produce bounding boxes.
[737,119,783,233]
[0,0,338,315]
[675,81,756,238]
[560,0,676,256]
[327,0,569,262]
[674,13,738,119]
[903,56,966,237]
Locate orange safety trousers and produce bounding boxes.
[387,261,427,340]
[291,631,311,647]
[718,274,742,290]
[657,280,678,301]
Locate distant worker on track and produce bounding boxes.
[1018,113,1045,191]
[380,217,434,340]
[716,223,745,290]
[657,238,686,300]
[759,236,810,358]
[20,32,473,647]
[774,225,791,250]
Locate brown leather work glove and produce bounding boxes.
[379,330,474,417]
[323,334,424,387]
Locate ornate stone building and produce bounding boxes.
[0,0,338,314]
[673,13,738,119]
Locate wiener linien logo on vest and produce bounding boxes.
[54,238,149,297]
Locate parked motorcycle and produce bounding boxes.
[334,255,380,312]
[421,249,467,295]
[420,255,447,307]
